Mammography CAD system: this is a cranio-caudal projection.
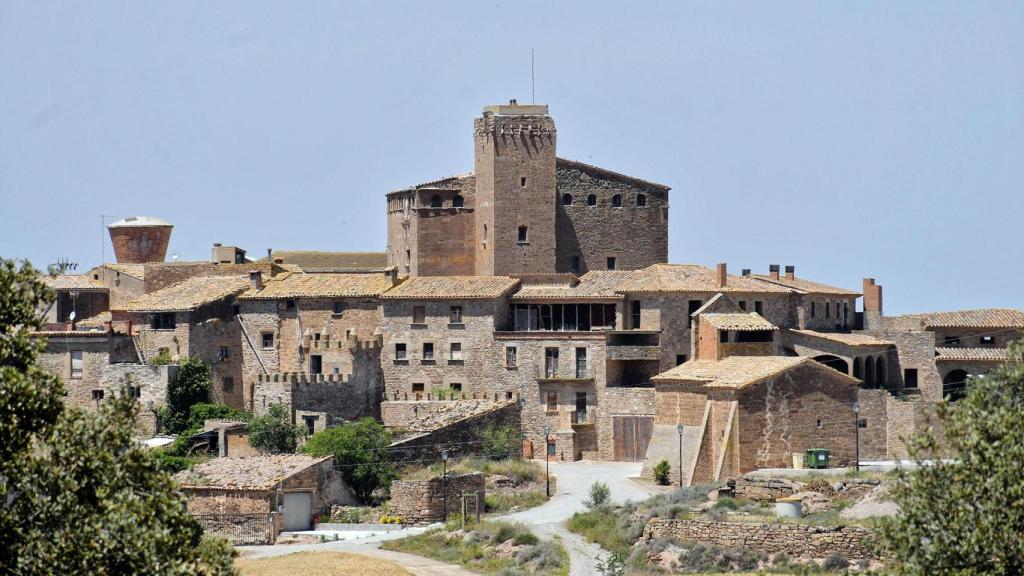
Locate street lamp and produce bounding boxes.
[441,449,449,522]
[852,402,860,475]
[543,425,551,498]
[676,423,685,487]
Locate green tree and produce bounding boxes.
[248,403,304,454]
[478,423,519,459]
[0,258,235,575]
[303,417,398,503]
[163,356,212,433]
[879,340,1024,575]
[653,459,671,486]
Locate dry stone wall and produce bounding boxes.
[389,472,485,526]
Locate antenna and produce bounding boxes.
[100,214,113,264]
[531,48,535,104]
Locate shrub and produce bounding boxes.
[478,424,520,460]
[303,417,398,503]
[585,481,611,508]
[162,357,211,433]
[149,349,174,365]
[823,553,850,570]
[512,531,538,546]
[653,459,671,485]
[248,403,304,454]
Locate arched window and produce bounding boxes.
[612,194,622,208]
[587,194,597,206]
[864,356,876,388]
[943,369,969,401]
[430,195,442,208]
[876,356,887,388]
[812,355,849,374]
[562,193,573,206]
[636,193,647,207]
[452,194,464,208]
[853,357,863,381]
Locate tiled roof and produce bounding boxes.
[911,309,1024,329]
[653,356,856,389]
[935,347,1008,362]
[388,172,474,195]
[42,274,108,291]
[77,310,112,328]
[701,313,776,331]
[173,455,331,490]
[556,157,670,190]
[791,330,894,347]
[99,263,145,280]
[619,264,792,294]
[263,251,389,271]
[381,276,520,300]
[511,270,632,300]
[239,272,394,300]
[113,276,249,312]
[748,275,860,296]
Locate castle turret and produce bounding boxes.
[107,216,173,263]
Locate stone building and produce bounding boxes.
[386,101,670,278]
[39,274,110,329]
[238,270,396,429]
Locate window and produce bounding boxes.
[333,301,344,314]
[631,300,641,329]
[825,302,830,318]
[575,347,588,378]
[450,382,462,392]
[719,330,730,343]
[570,255,580,274]
[738,301,747,311]
[816,419,822,428]
[222,377,234,393]
[636,193,646,207]
[219,346,229,361]
[449,342,462,361]
[422,342,434,361]
[309,355,322,374]
[286,300,296,310]
[904,368,918,388]
[506,391,513,400]
[150,313,175,330]
[980,335,996,346]
[395,343,407,361]
[544,347,559,378]
[546,391,558,412]
[521,176,527,187]
[413,305,426,325]
[92,390,104,402]
[505,346,518,367]
[944,335,961,347]
[430,194,442,208]
[607,257,616,270]
[518,226,528,243]
[412,382,424,393]
[302,415,318,436]
[562,193,573,206]
[858,418,868,429]
[70,350,83,379]
[676,354,688,365]
[810,302,816,318]
[586,194,597,206]
[611,194,622,207]
[449,305,463,324]
[261,332,274,349]
[128,386,142,399]
[687,300,703,327]
[452,194,464,208]
[754,301,764,315]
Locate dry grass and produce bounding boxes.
[236,551,412,576]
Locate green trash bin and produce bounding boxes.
[806,448,830,469]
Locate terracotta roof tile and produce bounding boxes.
[240,272,395,300]
[702,313,776,331]
[173,455,331,490]
[77,310,112,328]
[113,276,249,313]
[935,347,1008,362]
[748,274,860,296]
[511,270,632,300]
[100,263,146,280]
[653,356,856,389]
[619,264,792,294]
[42,274,107,291]
[263,251,388,271]
[791,330,894,347]
[912,309,1024,329]
[382,276,520,300]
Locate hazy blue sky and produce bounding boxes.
[1,1,1021,314]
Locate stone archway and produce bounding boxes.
[943,369,969,401]
[812,354,849,375]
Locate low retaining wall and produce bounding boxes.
[733,476,804,502]
[643,518,877,561]
[389,472,485,526]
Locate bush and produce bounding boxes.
[303,417,398,503]
[653,459,671,485]
[248,403,304,454]
[162,357,211,433]
[823,553,850,570]
[585,481,610,508]
[478,424,520,460]
[149,349,174,365]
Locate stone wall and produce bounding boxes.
[253,363,382,426]
[100,363,177,435]
[389,472,485,525]
[388,401,520,462]
[642,518,878,562]
[732,476,806,502]
[142,261,272,293]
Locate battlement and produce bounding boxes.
[301,332,383,352]
[387,390,522,402]
[257,372,359,384]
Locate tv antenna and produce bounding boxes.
[101,214,113,263]
[531,48,535,104]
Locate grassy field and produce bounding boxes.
[235,551,411,576]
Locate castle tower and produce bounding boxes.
[107,216,173,263]
[473,101,557,276]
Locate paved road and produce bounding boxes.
[504,460,659,576]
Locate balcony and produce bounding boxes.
[537,364,593,382]
[607,345,661,361]
[570,410,594,426]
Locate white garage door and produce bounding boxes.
[283,492,312,532]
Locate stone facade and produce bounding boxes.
[388,401,520,462]
[389,472,485,525]
[642,518,878,562]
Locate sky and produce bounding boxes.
[1,1,1021,315]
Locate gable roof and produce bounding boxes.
[100,263,146,280]
[382,276,520,300]
[701,312,776,331]
[747,274,860,296]
[791,330,894,347]
[510,270,632,301]
[263,251,388,272]
[240,272,394,300]
[556,157,670,190]
[909,309,1024,329]
[653,356,857,389]
[42,274,108,291]
[935,347,1008,362]
[113,276,249,313]
[173,454,332,490]
[619,264,792,294]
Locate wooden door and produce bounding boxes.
[612,415,654,461]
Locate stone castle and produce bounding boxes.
[34,102,1023,483]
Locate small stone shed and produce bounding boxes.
[174,454,357,532]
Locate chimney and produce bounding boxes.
[716,263,727,288]
[785,265,795,281]
[267,248,273,261]
[249,270,264,292]
[863,278,883,330]
[769,264,780,280]
[741,269,751,276]
[510,98,518,105]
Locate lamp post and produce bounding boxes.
[853,402,860,475]
[441,449,449,522]
[543,425,551,498]
[676,423,685,487]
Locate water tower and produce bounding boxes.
[107,216,173,263]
